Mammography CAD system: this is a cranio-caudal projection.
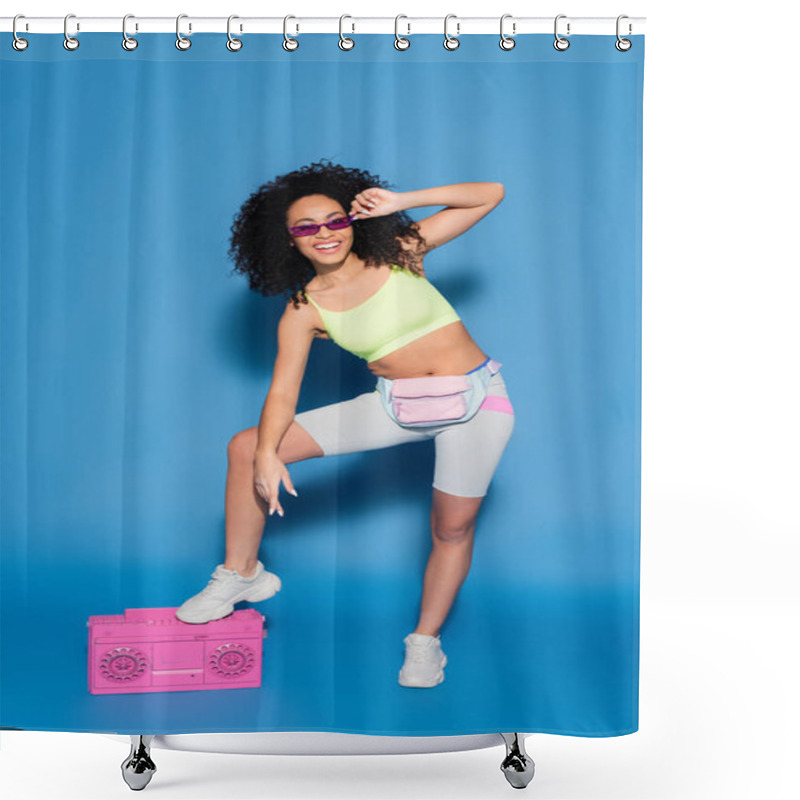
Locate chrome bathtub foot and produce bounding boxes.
[122,735,157,790]
[499,733,535,789]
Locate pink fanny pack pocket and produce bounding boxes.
[390,375,471,425]
[376,358,502,429]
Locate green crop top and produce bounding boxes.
[303,265,461,362]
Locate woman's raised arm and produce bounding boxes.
[350,182,504,253]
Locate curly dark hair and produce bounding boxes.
[227,159,427,308]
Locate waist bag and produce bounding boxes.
[376,358,502,429]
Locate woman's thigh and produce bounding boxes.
[229,422,325,464]
[293,390,431,457]
[432,373,515,498]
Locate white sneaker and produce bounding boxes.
[175,561,282,624]
[398,633,447,688]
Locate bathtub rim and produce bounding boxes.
[101,731,533,756]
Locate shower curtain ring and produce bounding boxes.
[227,15,243,51]
[394,15,410,50]
[176,14,191,50]
[499,14,516,50]
[12,14,28,51]
[339,15,355,50]
[615,15,632,51]
[283,15,299,51]
[443,14,460,51]
[122,15,138,51]
[63,13,80,51]
[553,14,570,51]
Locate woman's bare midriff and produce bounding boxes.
[366,321,488,379]
[313,320,487,379]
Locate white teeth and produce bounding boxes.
[315,243,339,250]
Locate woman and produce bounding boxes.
[176,161,515,689]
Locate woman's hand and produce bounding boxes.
[253,450,297,518]
[350,187,404,219]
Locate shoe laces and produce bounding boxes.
[197,568,240,598]
[406,639,438,663]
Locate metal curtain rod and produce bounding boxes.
[1,15,646,36]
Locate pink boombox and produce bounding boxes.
[87,607,266,695]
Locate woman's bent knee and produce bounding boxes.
[228,427,258,462]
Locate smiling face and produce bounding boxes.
[286,194,355,269]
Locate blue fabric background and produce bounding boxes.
[1,33,643,735]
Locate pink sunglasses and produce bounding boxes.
[287,212,357,238]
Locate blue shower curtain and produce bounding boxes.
[1,32,643,736]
